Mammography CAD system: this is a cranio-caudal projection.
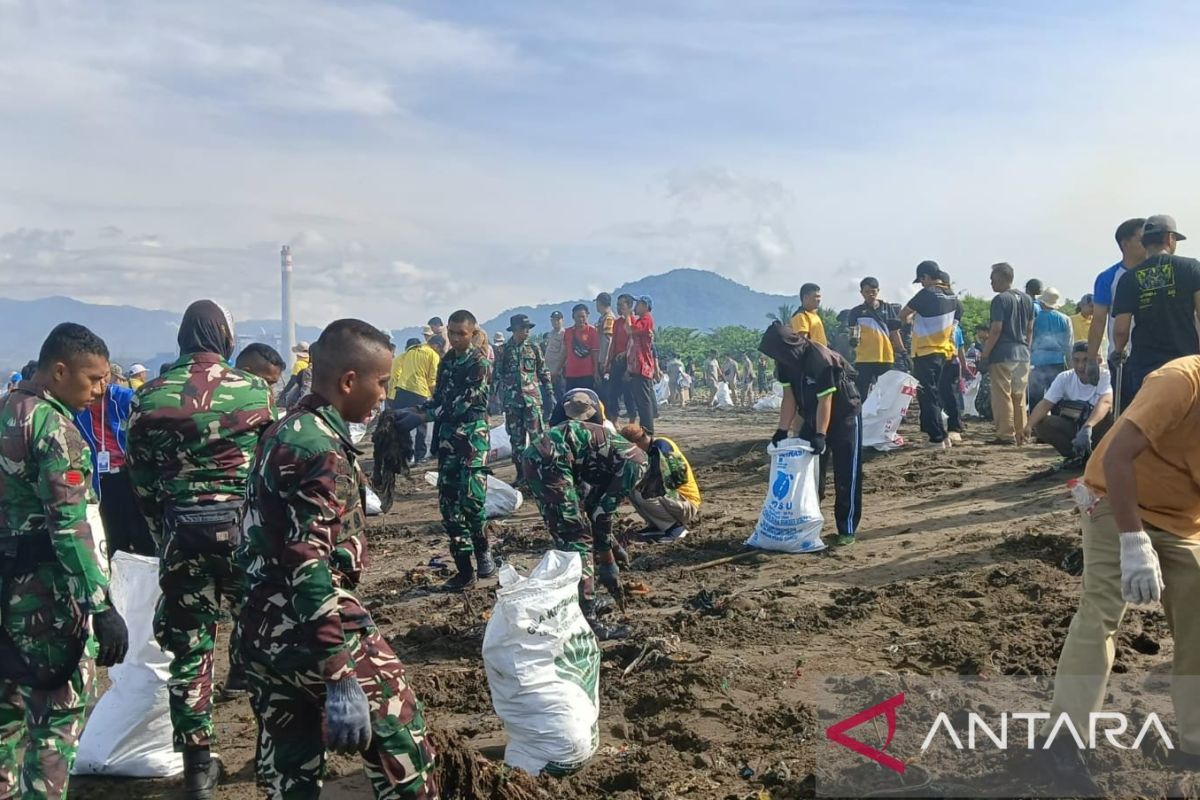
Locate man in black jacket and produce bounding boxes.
[760,322,863,547]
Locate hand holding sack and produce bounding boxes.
[92,606,129,667]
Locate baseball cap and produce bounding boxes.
[563,390,598,421]
[405,337,421,348]
[507,313,535,332]
[129,363,147,375]
[550,310,564,320]
[913,260,940,283]
[1143,214,1187,240]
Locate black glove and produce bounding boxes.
[771,428,789,447]
[810,433,827,456]
[93,606,129,668]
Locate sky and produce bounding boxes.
[1,0,1199,331]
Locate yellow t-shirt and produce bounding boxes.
[906,288,958,359]
[291,357,309,376]
[849,302,896,365]
[658,436,701,507]
[395,345,441,399]
[1085,356,1200,538]
[129,377,145,390]
[789,310,828,346]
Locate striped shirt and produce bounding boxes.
[906,287,960,359]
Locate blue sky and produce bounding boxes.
[1,0,1198,329]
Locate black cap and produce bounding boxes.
[550,310,563,319]
[507,313,535,332]
[913,260,940,283]
[405,337,421,348]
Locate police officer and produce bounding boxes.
[0,323,128,800]
[126,300,274,799]
[240,319,439,799]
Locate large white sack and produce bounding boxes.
[753,383,785,412]
[74,553,183,777]
[861,370,919,451]
[423,471,523,518]
[745,438,825,553]
[483,551,600,776]
[962,375,983,419]
[487,425,512,464]
[712,382,734,409]
[365,484,383,516]
[654,377,670,406]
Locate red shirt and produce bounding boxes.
[88,401,126,470]
[610,318,630,367]
[564,324,600,379]
[629,312,656,379]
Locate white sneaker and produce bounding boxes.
[928,439,951,450]
[948,431,963,444]
[660,525,689,543]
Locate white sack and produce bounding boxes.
[860,370,919,451]
[74,553,183,777]
[483,551,600,775]
[487,425,512,464]
[654,377,670,406]
[365,484,383,516]
[712,382,734,409]
[424,471,523,518]
[962,375,983,419]
[745,438,825,553]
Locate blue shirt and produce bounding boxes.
[1031,308,1072,367]
[1093,260,1129,356]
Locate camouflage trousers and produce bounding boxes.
[521,463,630,605]
[0,656,94,800]
[245,628,438,800]
[436,419,489,557]
[503,404,544,468]
[155,538,244,751]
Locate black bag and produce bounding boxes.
[1054,399,1091,425]
[571,336,593,360]
[165,502,245,555]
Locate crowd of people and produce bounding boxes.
[2,214,1200,797]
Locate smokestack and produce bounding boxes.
[281,245,295,366]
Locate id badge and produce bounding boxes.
[97,451,111,474]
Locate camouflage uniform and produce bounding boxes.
[239,394,438,799]
[520,421,647,605]
[423,347,492,557]
[0,383,109,800]
[497,338,552,468]
[126,353,273,751]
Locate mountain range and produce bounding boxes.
[0,269,795,370]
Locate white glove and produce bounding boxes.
[1119,531,1164,605]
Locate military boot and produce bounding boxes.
[183,748,222,800]
[220,661,250,699]
[440,551,477,592]
[474,546,497,579]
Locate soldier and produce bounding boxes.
[240,319,438,799]
[126,299,274,799]
[405,309,493,591]
[520,391,666,641]
[497,314,553,478]
[0,323,129,800]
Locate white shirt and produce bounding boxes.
[1043,369,1112,406]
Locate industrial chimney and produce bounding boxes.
[281,245,295,366]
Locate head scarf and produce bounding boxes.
[178,299,235,359]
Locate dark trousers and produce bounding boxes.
[391,389,429,459]
[99,469,157,557]
[853,363,892,403]
[1034,413,1114,458]
[938,359,963,433]
[912,354,946,443]
[804,414,864,537]
[608,356,635,420]
[629,375,656,435]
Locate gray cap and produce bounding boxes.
[1144,214,1187,241]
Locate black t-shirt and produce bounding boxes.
[1112,254,1200,367]
[775,342,861,424]
[989,290,1033,363]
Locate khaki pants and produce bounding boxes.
[1048,498,1200,753]
[631,491,700,532]
[989,360,1029,441]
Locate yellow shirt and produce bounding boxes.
[1069,312,1101,350]
[1085,356,1200,537]
[658,436,701,507]
[291,357,309,376]
[130,377,145,390]
[394,344,441,399]
[789,310,828,346]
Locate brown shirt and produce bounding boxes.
[1085,355,1200,537]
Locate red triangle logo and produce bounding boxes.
[825,692,906,774]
